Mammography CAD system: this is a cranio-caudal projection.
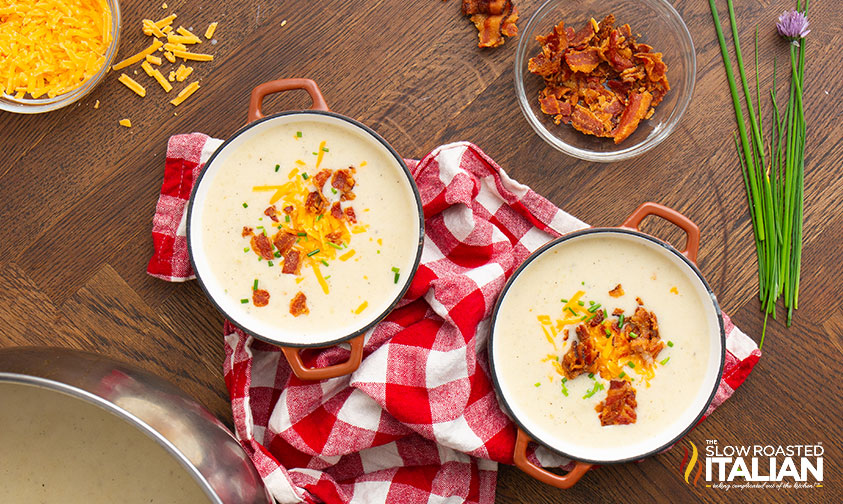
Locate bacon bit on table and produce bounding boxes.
[461,0,519,48]
[609,284,624,297]
[597,380,637,425]
[527,15,670,144]
[289,291,309,316]
[252,289,270,307]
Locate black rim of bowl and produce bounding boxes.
[488,227,725,465]
[186,110,425,349]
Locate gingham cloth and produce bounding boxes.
[149,135,761,504]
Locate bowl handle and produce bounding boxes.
[248,78,329,122]
[620,202,700,264]
[513,428,593,489]
[280,334,365,380]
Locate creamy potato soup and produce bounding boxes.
[196,117,420,344]
[492,232,720,462]
[0,382,212,503]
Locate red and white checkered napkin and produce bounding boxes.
[149,135,761,504]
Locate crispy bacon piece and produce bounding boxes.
[326,231,343,245]
[252,289,270,307]
[305,190,326,214]
[598,380,637,425]
[331,169,355,194]
[625,306,665,361]
[289,291,309,317]
[560,325,599,379]
[312,169,331,190]
[264,205,279,222]
[612,91,652,144]
[241,226,254,238]
[272,232,296,256]
[282,249,301,275]
[528,15,668,143]
[283,205,294,214]
[462,0,507,15]
[466,0,518,48]
[565,47,601,73]
[609,284,624,297]
[344,207,357,223]
[571,105,609,138]
[250,233,274,260]
[330,202,343,220]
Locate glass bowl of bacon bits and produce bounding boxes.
[514,0,695,162]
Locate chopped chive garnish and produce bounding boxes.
[321,259,329,266]
[393,272,400,284]
[565,307,577,316]
[560,298,568,303]
[391,266,400,273]
[534,382,541,387]
[240,299,249,304]
[581,281,585,286]
[307,249,320,257]
[285,215,290,222]
[316,214,323,221]
[295,238,301,243]
[667,341,674,347]
[256,226,264,231]
[274,164,280,172]
[242,202,248,208]
[267,261,274,267]
[296,131,302,137]
[605,328,611,337]
[274,251,282,258]
[582,381,605,399]
[328,242,342,249]
[331,188,337,194]
[322,147,329,152]
[588,372,594,379]
[561,388,569,397]
[561,377,567,383]
[660,357,671,365]
[377,250,381,254]
[619,371,626,379]
[302,173,309,180]
[297,232,307,236]
[585,313,596,322]
[257,257,262,261]
[252,279,258,290]
[603,308,608,319]
[629,332,638,339]
[587,303,601,313]
[627,361,635,368]
[312,151,318,155]
[589,300,595,305]
[618,314,624,326]
[243,247,250,253]
[577,300,585,306]
[324,275,331,280]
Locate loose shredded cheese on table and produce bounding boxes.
[113,39,163,71]
[142,19,166,38]
[169,80,199,105]
[155,14,177,29]
[141,61,172,92]
[118,73,146,97]
[145,54,163,65]
[0,0,113,98]
[204,22,218,39]
[119,118,131,127]
[171,49,213,62]
[176,26,201,42]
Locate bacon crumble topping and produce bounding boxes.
[528,15,670,144]
[597,380,637,425]
[461,0,519,48]
[289,291,309,317]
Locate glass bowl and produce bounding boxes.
[0,0,121,114]
[514,0,696,162]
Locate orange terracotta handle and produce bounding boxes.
[621,202,701,264]
[248,78,329,122]
[280,334,364,381]
[513,428,593,489]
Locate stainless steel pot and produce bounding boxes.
[0,346,271,504]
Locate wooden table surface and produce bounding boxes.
[1,0,840,502]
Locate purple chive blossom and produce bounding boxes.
[776,9,810,44]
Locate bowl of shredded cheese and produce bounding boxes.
[0,0,121,114]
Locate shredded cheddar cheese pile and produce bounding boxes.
[0,0,113,99]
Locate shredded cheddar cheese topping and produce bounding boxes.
[0,0,113,99]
